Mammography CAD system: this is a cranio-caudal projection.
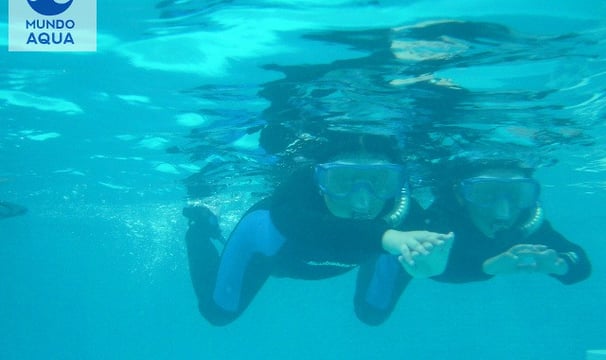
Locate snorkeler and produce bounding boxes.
[0,201,28,220]
[183,134,453,326]
[424,159,591,284]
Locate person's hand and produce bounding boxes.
[400,232,454,278]
[483,244,568,275]
[517,245,569,275]
[382,230,455,277]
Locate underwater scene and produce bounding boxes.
[1,1,605,359]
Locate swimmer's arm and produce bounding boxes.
[482,244,570,276]
[381,230,454,278]
[381,229,453,265]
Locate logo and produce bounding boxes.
[27,0,74,16]
[8,0,97,52]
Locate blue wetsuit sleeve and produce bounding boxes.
[355,253,412,326]
[184,205,285,326]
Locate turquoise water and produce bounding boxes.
[1,1,605,359]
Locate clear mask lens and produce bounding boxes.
[460,177,540,209]
[315,163,405,200]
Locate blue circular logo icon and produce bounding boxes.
[27,0,74,16]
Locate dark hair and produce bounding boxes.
[317,132,402,163]
[449,158,534,181]
[275,130,403,169]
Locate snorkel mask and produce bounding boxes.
[458,176,540,209]
[314,162,406,200]
[458,176,544,236]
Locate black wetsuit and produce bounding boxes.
[423,199,592,285]
[185,167,419,326]
[351,195,592,323]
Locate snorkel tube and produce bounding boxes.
[383,186,410,227]
[518,204,544,237]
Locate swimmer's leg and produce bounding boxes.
[354,253,412,326]
[184,206,285,326]
[183,206,226,325]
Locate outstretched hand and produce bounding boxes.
[483,244,568,275]
[382,230,455,277]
